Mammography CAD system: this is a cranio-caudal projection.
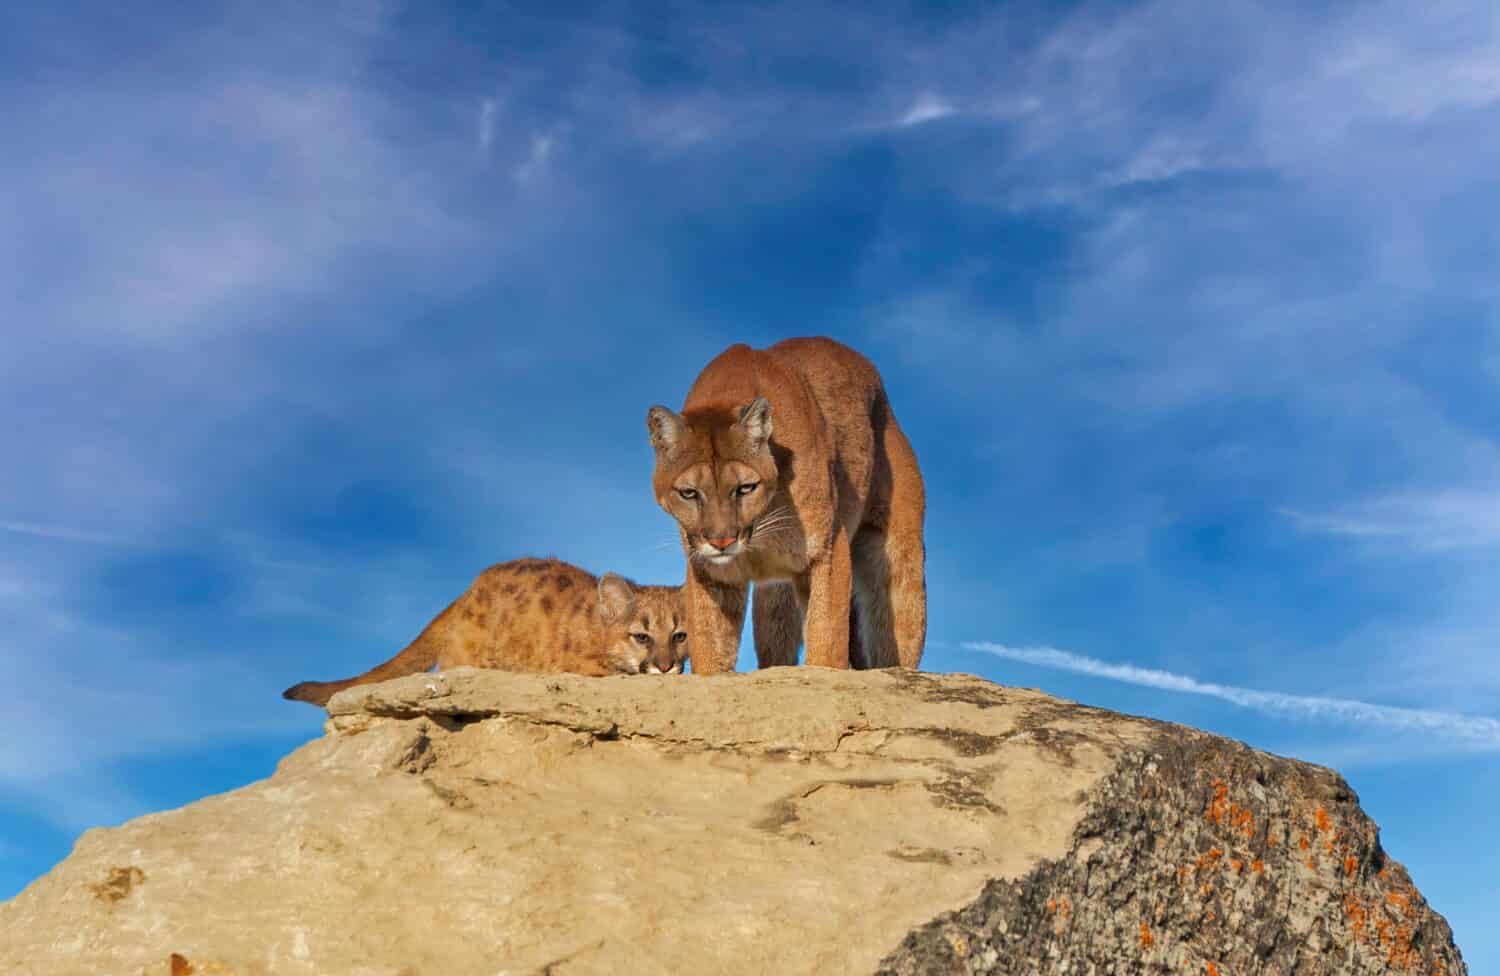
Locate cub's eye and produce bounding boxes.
[735,482,759,497]
[676,487,699,501]
[671,631,687,644]
[631,633,650,645]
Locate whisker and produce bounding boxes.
[754,524,795,537]
[752,514,797,533]
[752,523,798,539]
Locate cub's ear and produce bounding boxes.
[738,397,773,452]
[597,573,636,624]
[647,405,686,454]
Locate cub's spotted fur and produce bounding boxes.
[282,558,688,707]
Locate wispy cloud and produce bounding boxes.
[966,642,1500,749]
[1283,493,1500,551]
[0,520,132,547]
[0,636,312,830]
[896,94,957,127]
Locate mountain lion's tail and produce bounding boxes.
[282,599,460,707]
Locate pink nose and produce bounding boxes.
[708,536,737,550]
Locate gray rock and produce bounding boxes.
[878,732,1466,975]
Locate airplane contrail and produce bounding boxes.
[966,641,1500,748]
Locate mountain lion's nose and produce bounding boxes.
[707,536,737,551]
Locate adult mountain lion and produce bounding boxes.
[283,558,688,706]
[647,337,925,674]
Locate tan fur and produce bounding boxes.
[647,337,926,674]
[282,558,689,707]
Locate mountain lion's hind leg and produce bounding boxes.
[752,582,801,668]
[851,527,898,668]
[881,421,927,669]
[848,594,870,669]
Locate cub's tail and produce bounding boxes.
[282,599,460,707]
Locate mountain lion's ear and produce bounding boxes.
[647,405,685,454]
[737,397,773,452]
[598,573,636,624]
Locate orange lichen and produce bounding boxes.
[1387,924,1416,968]
[1140,921,1154,949]
[1251,859,1265,875]
[1230,859,1244,873]
[1298,834,1310,852]
[1387,892,1410,912]
[1207,963,1221,976]
[1206,780,1229,826]
[1048,898,1057,914]
[1315,806,1332,832]
[1229,804,1255,841]
[1344,856,1359,877]
[1345,893,1369,939]
[1207,847,1224,861]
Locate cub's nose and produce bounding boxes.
[706,535,737,551]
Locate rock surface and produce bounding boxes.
[0,667,1467,975]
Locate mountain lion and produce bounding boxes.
[646,336,925,674]
[283,558,688,706]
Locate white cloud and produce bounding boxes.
[0,521,133,547]
[1283,493,1500,551]
[896,94,956,127]
[1291,13,1500,125]
[0,3,558,546]
[2,81,472,347]
[967,641,1500,750]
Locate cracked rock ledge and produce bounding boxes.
[0,667,1468,975]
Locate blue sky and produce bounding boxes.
[3,0,1497,964]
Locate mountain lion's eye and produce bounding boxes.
[631,633,650,645]
[677,487,699,501]
[735,482,759,497]
[672,631,687,644]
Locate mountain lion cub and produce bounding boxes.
[283,558,689,706]
[646,336,925,674]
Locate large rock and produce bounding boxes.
[0,668,1467,975]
